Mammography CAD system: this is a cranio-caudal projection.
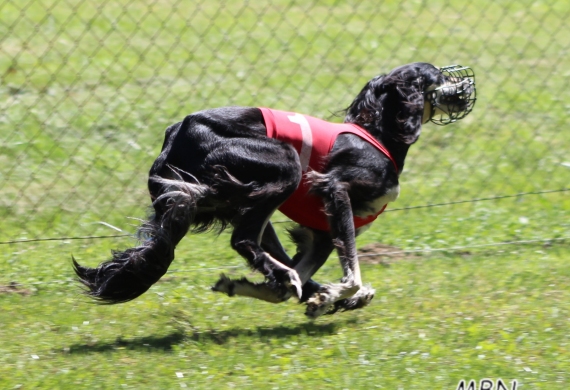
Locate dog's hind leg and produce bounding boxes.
[238,204,302,296]
[212,274,293,303]
[213,221,297,302]
[260,223,333,302]
[73,175,208,303]
[260,221,295,268]
[287,227,335,302]
[213,224,333,305]
[212,209,303,303]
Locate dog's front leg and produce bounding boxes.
[304,184,372,318]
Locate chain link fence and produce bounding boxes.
[1,0,569,247]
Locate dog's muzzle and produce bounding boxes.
[426,65,476,126]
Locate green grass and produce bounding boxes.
[1,0,569,388]
[1,238,569,389]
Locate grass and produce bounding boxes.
[0,0,569,388]
[1,239,569,388]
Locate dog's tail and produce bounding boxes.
[73,176,209,304]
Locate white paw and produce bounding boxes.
[345,285,375,309]
[305,292,332,319]
[324,285,375,315]
[304,286,336,319]
[305,283,374,317]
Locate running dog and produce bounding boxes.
[73,62,476,318]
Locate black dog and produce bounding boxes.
[74,62,476,318]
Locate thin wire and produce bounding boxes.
[6,236,567,288]
[272,188,569,223]
[384,188,569,213]
[0,234,132,245]
[0,188,567,245]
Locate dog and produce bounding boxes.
[73,62,476,318]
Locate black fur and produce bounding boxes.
[74,62,474,316]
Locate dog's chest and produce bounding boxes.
[354,185,400,218]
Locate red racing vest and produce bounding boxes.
[260,107,398,231]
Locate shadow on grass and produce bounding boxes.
[65,332,186,354]
[187,320,354,345]
[64,319,355,354]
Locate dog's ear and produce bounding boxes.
[368,75,387,97]
[344,75,387,127]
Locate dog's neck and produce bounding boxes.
[344,81,432,173]
[360,106,428,173]
[377,135,411,173]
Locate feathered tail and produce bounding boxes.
[73,177,209,303]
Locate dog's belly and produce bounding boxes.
[354,185,400,218]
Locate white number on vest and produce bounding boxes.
[287,113,313,172]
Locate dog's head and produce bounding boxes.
[345,62,476,143]
[382,62,476,125]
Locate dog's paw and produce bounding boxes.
[304,286,335,319]
[211,273,234,296]
[326,285,375,315]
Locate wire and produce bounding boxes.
[0,234,132,245]
[0,188,567,245]
[384,188,569,213]
[5,236,567,288]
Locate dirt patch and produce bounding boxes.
[0,282,33,296]
[358,242,417,264]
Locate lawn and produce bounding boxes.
[1,237,568,388]
[0,0,569,388]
